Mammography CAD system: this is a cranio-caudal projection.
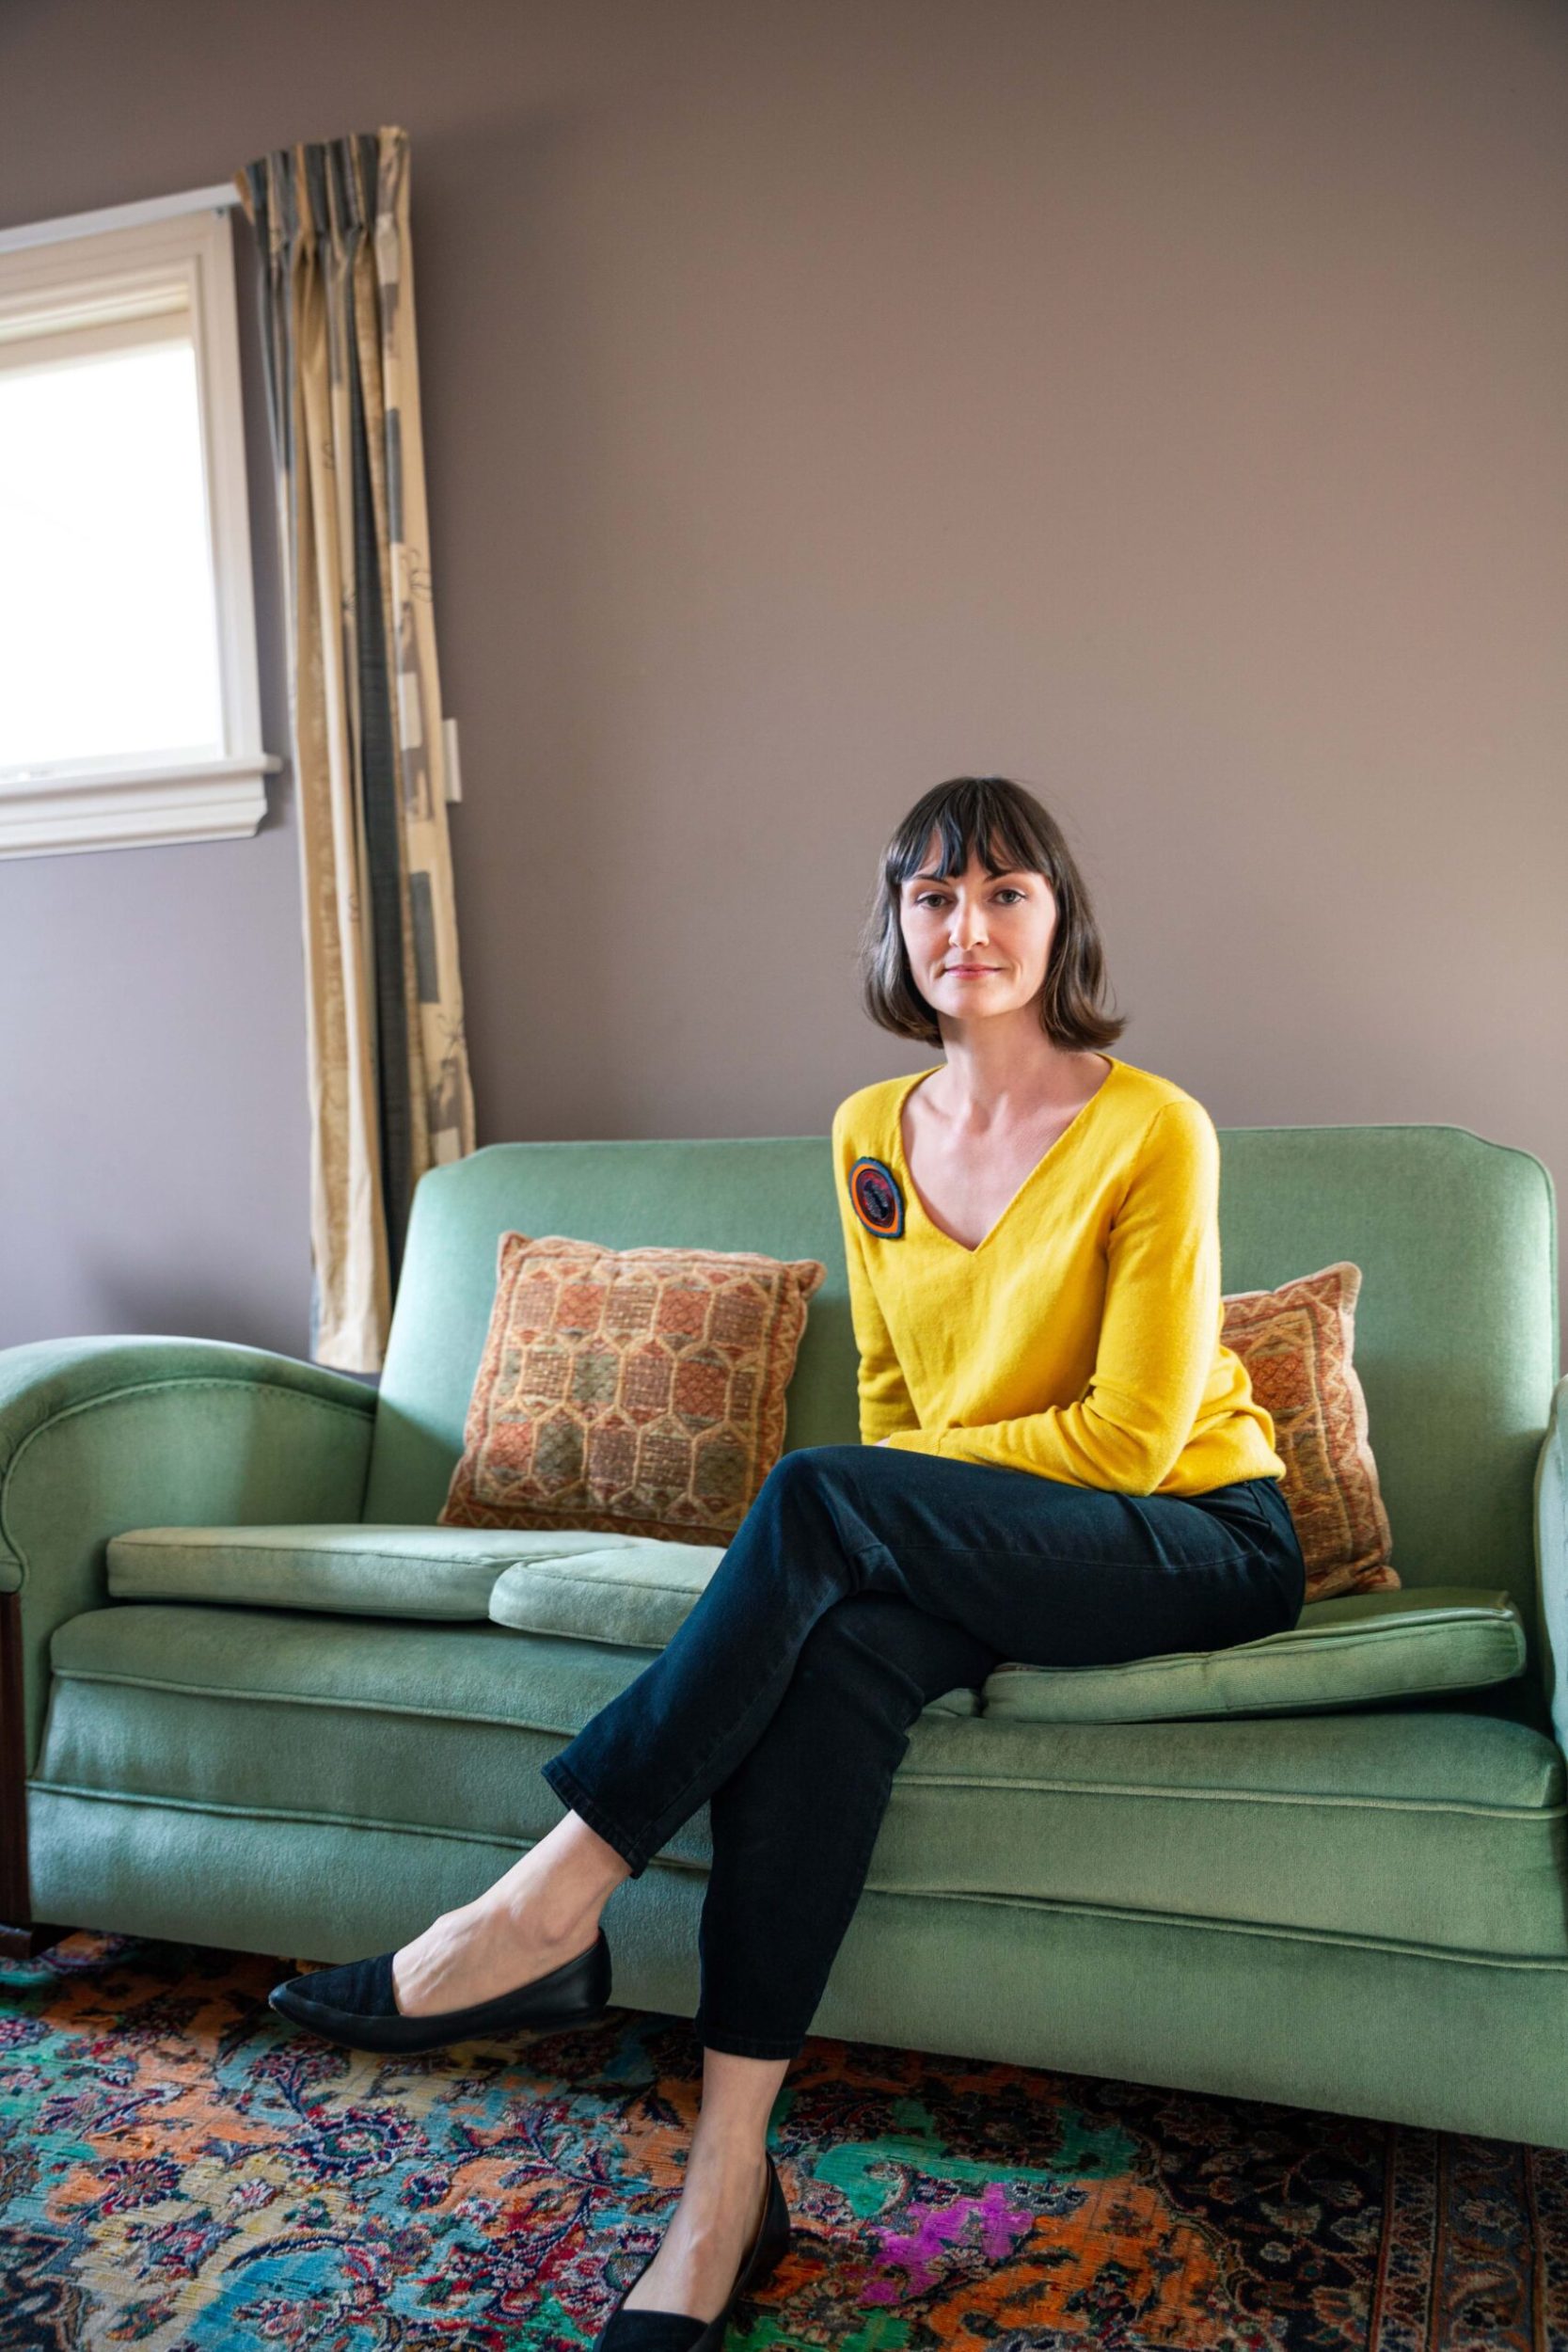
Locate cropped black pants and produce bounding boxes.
[540,1442,1307,2061]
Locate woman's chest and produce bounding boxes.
[899,1104,1086,1252]
[895,1057,1117,1255]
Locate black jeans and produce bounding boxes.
[540,1443,1308,2061]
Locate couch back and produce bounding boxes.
[363,1123,1559,1636]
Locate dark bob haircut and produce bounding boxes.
[856,775,1128,1052]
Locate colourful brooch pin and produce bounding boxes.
[849,1155,905,1238]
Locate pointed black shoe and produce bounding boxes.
[267,1925,612,2055]
[592,2150,791,2352]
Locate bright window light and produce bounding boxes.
[0,194,276,857]
[0,332,225,774]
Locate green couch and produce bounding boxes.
[2,1120,1563,2149]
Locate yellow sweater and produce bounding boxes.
[830,1054,1285,1498]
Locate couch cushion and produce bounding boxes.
[112,1531,1528,1728]
[104,1525,978,1716]
[106,1523,653,1622]
[438,1232,826,1546]
[983,1587,1527,1723]
[488,1538,728,1645]
[488,1545,1525,1723]
[1219,1260,1395,1601]
[37,1602,1568,1961]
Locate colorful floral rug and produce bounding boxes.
[1,1931,1562,2349]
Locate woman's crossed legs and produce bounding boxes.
[394,1439,1301,2034]
[388,1442,1304,2325]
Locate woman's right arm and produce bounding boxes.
[832,1100,922,1446]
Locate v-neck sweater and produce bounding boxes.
[830,1054,1286,1498]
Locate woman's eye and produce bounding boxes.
[913,888,1024,908]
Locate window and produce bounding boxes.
[0,189,277,858]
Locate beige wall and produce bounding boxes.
[2,0,1563,1362]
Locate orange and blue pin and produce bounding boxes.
[849,1156,905,1238]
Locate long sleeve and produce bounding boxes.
[832,1104,921,1446]
[880,1099,1223,1493]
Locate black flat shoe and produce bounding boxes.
[267,1925,612,2055]
[593,2150,791,2352]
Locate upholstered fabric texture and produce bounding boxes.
[981,1587,1524,1722]
[484,1543,1520,1722]
[440,1232,827,1544]
[486,1536,728,1646]
[105,1523,643,1621]
[1221,1260,1397,1602]
[100,1521,1521,1725]
[34,1603,1564,1965]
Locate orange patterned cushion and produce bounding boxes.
[440,1232,827,1545]
[1221,1261,1397,1603]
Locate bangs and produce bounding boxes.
[886,776,1055,888]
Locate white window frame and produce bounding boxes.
[0,184,279,859]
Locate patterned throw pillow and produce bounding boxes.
[440,1233,828,1546]
[1221,1260,1397,1603]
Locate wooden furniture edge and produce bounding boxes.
[0,1591,62,1959]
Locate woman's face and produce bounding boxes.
[897,836,1058,1029]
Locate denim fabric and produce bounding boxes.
[541,1444,1308,2060]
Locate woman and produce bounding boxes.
[270,774,1307,2352]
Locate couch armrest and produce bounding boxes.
[0,1336,377,1776]
[1535,1373,1568,1756]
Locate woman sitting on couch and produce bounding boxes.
[269,771,1307,2352]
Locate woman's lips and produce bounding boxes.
[944,966,1000,976]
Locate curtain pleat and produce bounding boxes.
[237,125,476,1372]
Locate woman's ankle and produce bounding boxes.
[480,1867,606,1953]
[483,1819,627,1943]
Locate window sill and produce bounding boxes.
[0,752,284,860]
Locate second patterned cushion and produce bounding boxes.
[1221,1259,1397,1604]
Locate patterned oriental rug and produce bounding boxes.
[1,1933,1562,2350]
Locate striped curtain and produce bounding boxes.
[236,126,476,1374]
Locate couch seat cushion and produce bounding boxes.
[489,1546,1525,1723]
[111,1532,1528,1729]
[37,1603,1568,1962]
[488,1538,728,1645]
[105,1522,653,1622]
[983,1587,1527,1723]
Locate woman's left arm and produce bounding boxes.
[879,1098,1223,1493]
